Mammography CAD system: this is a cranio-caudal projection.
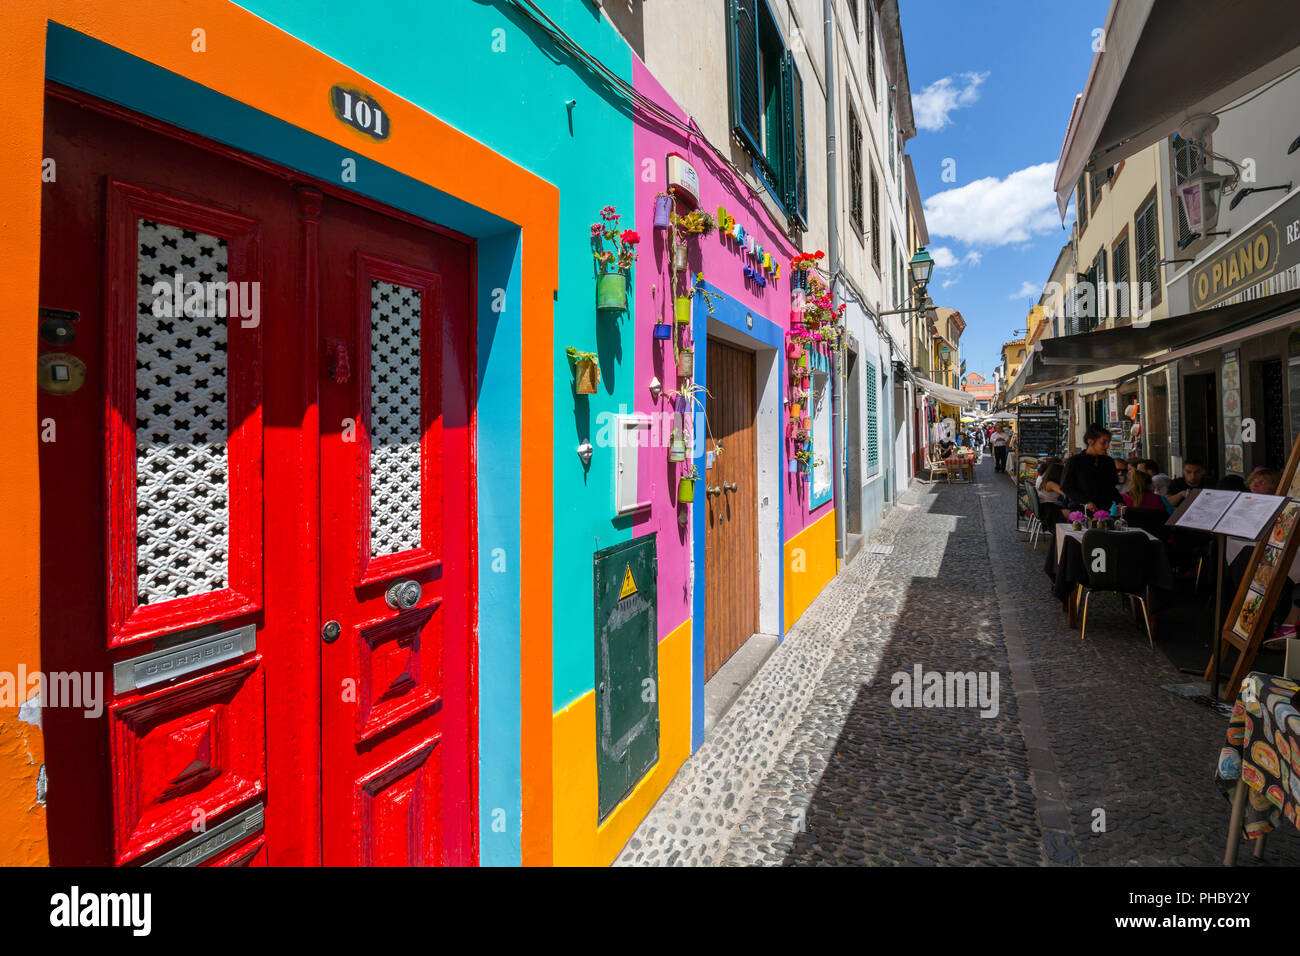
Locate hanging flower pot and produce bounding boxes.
[677,475,696,503]
[573,360,599,394]
[788,459,798,473]
[675,296,691,326]
[653,193,673,229]
[596,272,627,312]
[653,323,673,340]
[786,340,803,358]
[798,352,809,368]
[566,346,601,395]
[672,244,689,272]
[800,414,811,430]
[668,429,687,463]
[790,402,802,419]
[801,374,811,390]
[677,347,694,378]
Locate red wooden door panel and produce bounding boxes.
[317,195,477,866]
[38,92,291,864]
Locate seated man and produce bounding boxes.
[1166,459,1208,506]
[1061,423,1119,514]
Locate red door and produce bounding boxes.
[37,88,476,866]
[317,197,476,866]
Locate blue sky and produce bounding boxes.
[897,0,1110,380]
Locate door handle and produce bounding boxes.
[724,481,738,492]
[385,579,422,610]
[322,620,342,643]
[706,485,722,497]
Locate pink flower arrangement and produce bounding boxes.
[1068,511,1086,523]
[591,206,639,274]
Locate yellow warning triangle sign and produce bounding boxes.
[619,564,638,600]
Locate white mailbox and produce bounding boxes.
[614,413,651,515]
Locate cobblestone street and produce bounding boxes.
[618,455,1300,866]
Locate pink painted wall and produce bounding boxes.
[629,59,824,639]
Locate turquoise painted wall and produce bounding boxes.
[237,0,637,853]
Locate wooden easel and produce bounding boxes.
[1206,432,1300,695]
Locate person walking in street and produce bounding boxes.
[991,425,1009,472]
[1061,423,1119,514]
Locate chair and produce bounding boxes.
[928,452,951,484]
[1025,484,1046,548]
[1076,529,1156,647]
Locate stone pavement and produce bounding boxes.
[617,455,1300,866]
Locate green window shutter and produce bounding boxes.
[782,53,808,227]
[728,0,763,159]
[1113,237,1130,319]
[1095,248,1107,321]
[866,360,879,473]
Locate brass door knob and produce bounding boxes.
[724,481,738,492]
[706,485,722,497]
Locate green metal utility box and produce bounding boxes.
[593,534,659,820]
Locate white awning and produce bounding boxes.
[916,373,976,408]
[1055,0,1300,218]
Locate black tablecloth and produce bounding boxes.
[1043,531,1176,604]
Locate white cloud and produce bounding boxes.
[1009,280,1040,300]
[913,71,989,132]
[964,250,983,266]
[924,162,1062,246]
[930,245,960,269]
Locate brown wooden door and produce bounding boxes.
[704,339,758,679]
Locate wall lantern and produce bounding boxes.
[909,246,935,287]
[1176,168,1229,234]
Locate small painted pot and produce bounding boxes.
[668,431,687,462]
[597,272,627,312]
[801,375,811,389]
[678,476,696,503]
[677,348,694,378]
[675,296,691,325]
[672,244,689,272]
[653,323,673,340]
[786,341,803,358]
[788,460,799,473]
[798,353,809,368]
[573,359,599,395]
[790,402,801,419]
[653,194,673,229]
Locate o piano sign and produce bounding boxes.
[329,84,390,141]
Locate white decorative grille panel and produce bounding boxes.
[134,219,231,604]
[369,279,422,557]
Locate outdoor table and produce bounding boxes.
[1216,672,1300,863]
[1043,525,1174,626]
[944,454,976,482]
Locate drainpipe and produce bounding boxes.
[824,0,845,565]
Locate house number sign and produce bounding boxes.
[329,84,390,141]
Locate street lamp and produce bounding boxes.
[1176,168,1230,234]
[909,247,935,288]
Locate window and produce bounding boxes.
[1134,190,1162,311]
[809,348,833,508]
[728,0,808,226]
[890,235,898,308]
[870,165,880,272]
[1112,232,1131,321]
[1171,133,1201,248]
[888,98,895,179]
[865,2,876,100]
[1093,247,1107,325]
[1077,176,1088,229]
[848,99,863,236]
[865,358,880,474]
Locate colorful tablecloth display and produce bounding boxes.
[1216,672,1300,838]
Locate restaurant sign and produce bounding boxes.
[1189,191,1300,310]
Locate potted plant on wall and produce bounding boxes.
[678,464,699,503]
[653,192,674,229]
[566,346,600,395]
[592,205,639,313]
[677,346,694,379]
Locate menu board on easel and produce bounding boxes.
[1015,405,1063,532]
[1212,430,1300,693]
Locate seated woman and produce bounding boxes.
[1151,473,1174,514]
[1121,468,1164,510]
[1248,467,1281,495]
[1037,463,1070,525]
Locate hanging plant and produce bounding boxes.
[591,205,639,312]
[678,464,699,504]
[677,209,716,237]
[566,346,601,394]
[653,192,674,229]
[677,346,694,379]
